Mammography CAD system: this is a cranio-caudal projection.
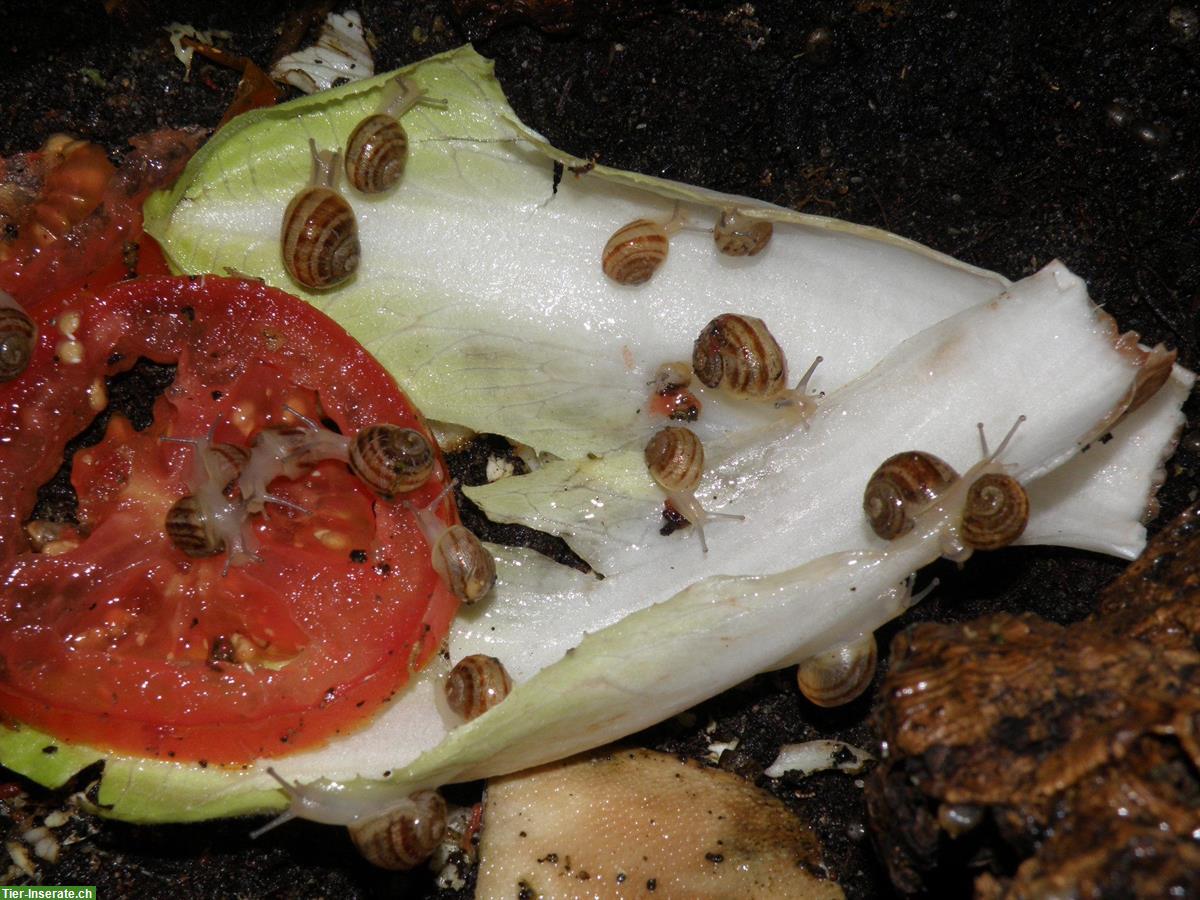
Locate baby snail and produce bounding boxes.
[407,481,497,604]
[692,313,824,421]
[644,426,744,553]
[444,653,513,721]
[345,75,444,194]
[650,360,702,422]
[347,790,448,871]
[281,138,360,290]
[163,431,259,566]
[712,207,773,257]
[350,424,436,500]
[863,415,1029,562]
[796,634,877,708]
[0,290,36,382]
[601,206,686,285]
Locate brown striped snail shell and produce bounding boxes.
[348,790,447,871]
[602,218,670,285]
[644,426,704,494]
[960,472,1028,550]
[432,524,496,604]
[692,313,787,399]
[863,451,959,540]
[349,424,435,499]
[202,442,251,490]
[345,114,410,194]
[445,653,512,720]
[165,494,224,557]
[713,208,773,257]
[281,141,360,291]
[796,634,877,707]
[0,292,36,382]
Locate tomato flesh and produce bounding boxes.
[0,276,458,763]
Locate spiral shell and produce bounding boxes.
[796,634,878,707]
[445,654,513,720]
[713,208,773,256]
[432,525,496,603]
[960,472,1028,550]
[349,425,434,499]
[281,186,360,290]
[202,442,251,489]
[644,426,704,494]
[0,294,36,382]
[692,314,787,399]
[601,218,669,285]
[863,451,959,540]
[345,114,410,194]
[348,790,447,870]
[652,361,693,393]
[165,494,224,557]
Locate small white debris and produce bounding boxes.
[43,810,70,828]
[164,24,230,79]
[485,455,516,483]
[271,10,374,95]
[764,740,874,779]
[5,841,36,878]
[705,737,739,763]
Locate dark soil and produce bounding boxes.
[1,2,1197,897]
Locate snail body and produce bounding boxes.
[410,482,496,603]
[692,313,823,422]
[345,76,440,194]
[348,790,448,870]
[0,291,36,382]
[863,417,1029,562]
[644,426,743,553]
[445,654,513,721]
[282,139,360,290]
[796,634,877,707]
[713,208,773,257]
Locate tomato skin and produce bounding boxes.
[0,276,459,763]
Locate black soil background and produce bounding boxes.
[1,2,1198,897]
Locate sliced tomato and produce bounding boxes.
[0,276,458,763]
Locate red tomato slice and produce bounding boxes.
[0,276,458,763]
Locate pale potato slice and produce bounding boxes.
[476,748,844,899]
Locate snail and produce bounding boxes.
[444,654,513,721]
[650,360,702,422]
[601,207,686,285]
[344,75,444,194]
[692,313,824,421]
[281,138,360,290]
[350,424,435,500]
[644,426,744,553]
[0,291,36,382]
[713,207,773,257]
[863,416,1029,562]
[347,790,448,870]
[408,482,496,603]
[796,634,877,707]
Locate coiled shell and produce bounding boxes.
[797,634,878,707]
[345,114,410,194]
[644,426,704,493]
[692,314,787,399]
[601,218,669,285]
[349,425,434,499]
[0,296,36,382]
[652,361,693,393]
[202,442,251,489]
[165,494,224,557]
[348,790,447,870]
[863,451,959,540]
[713,208,773,257]
[281,186,360,290]
[445,653,513,720]
[961,472,1029,550]
[432,524,497,603]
